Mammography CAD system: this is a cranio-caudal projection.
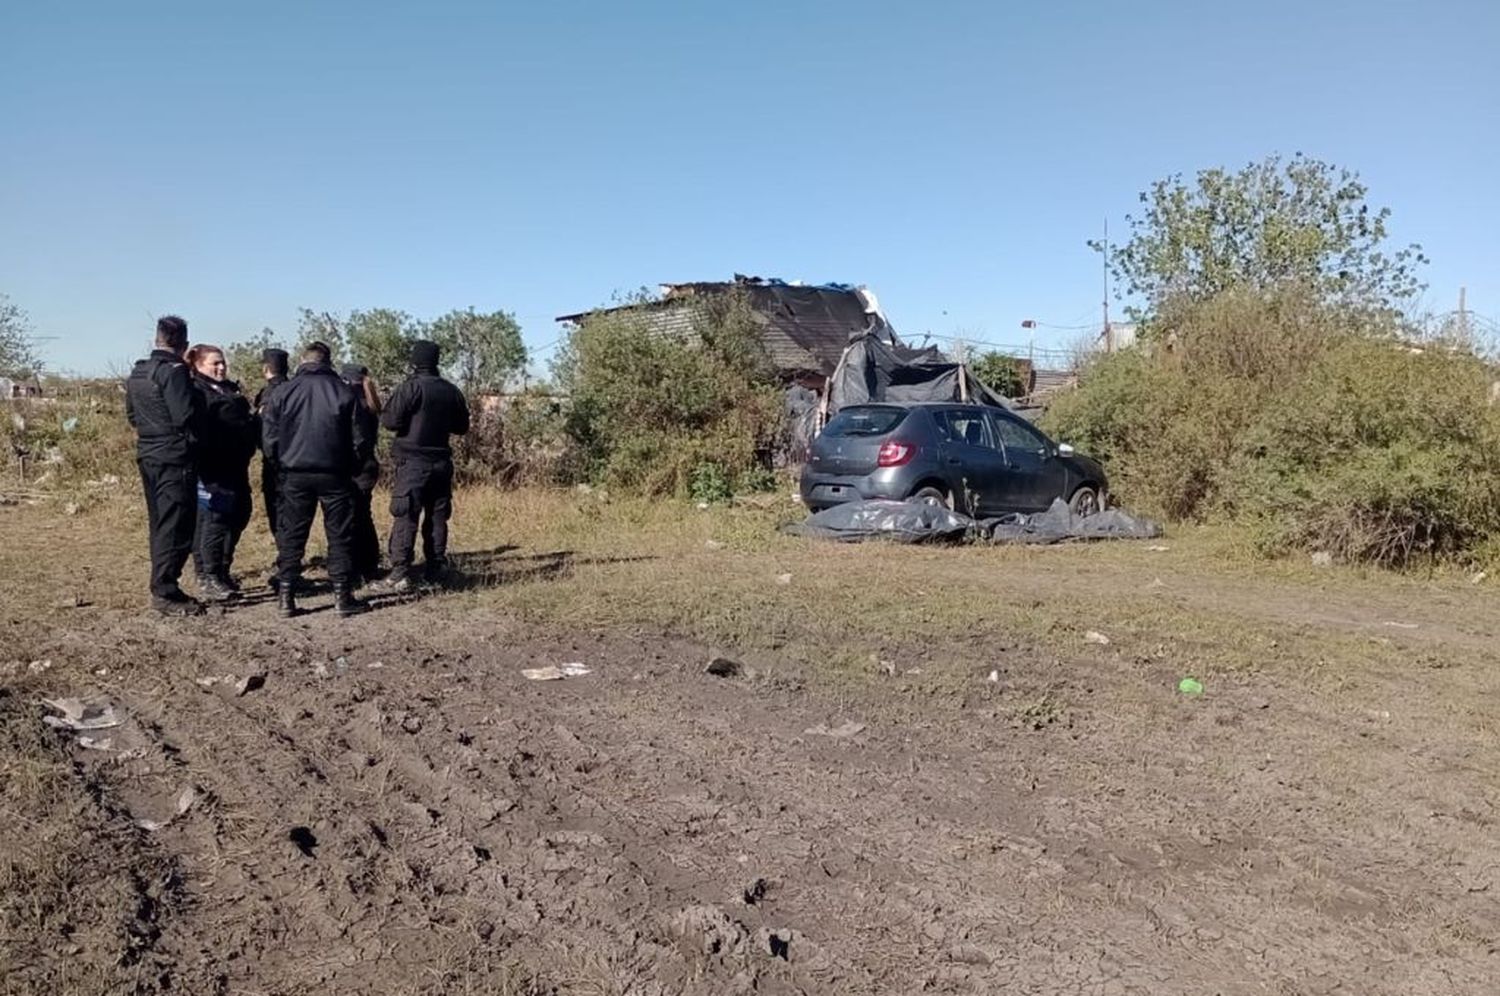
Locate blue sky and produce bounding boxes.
[3,0,1497,376]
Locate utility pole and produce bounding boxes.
[1458,286,1469,340]
[1102,218,1113,353]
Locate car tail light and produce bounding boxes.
[877,441,914,467]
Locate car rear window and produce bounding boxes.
[824,407,908,437]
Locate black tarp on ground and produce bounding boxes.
[784,498,1163,545]
[986,499,1163,544]
[782,499,979,543]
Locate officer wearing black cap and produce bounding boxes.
[379,339,469,590]
[253,348,291,539]
[125,315,205,615]
[261,341,373,618]
[340,362,383,584]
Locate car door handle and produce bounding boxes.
[946,457,962,465]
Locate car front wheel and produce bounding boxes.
[1069,486,1101,517]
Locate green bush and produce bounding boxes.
[2,390,136,488]
[553,289,785,498]
[689,462,732,504]
[1042,287,1500,566]
[969,352,1026,398]
[1230,338,1500,564]
[452,389,571,486]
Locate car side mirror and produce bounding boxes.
[1056,443,1076,457]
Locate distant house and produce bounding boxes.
[556,275,898,388]
[1098,322,1139,352]
[0,377,42,400]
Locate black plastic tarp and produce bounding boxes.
[784,498,1163,545]
[787,331,1043,460]
[828,332,1013,412]
[986,499,1164,544]
[782,499,979,544]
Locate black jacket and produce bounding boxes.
[125,349,203,465]
[352,396,380,490]
[380,371,470,460]
[261,362,372,476]
[253,374,288,415]
[255,375,289,469]
[193,374,258,489]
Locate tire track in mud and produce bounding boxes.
[20,599,1500,995]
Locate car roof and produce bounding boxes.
[841,401,1006,412]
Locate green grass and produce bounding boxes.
[4,484,1493,705]
[397,489,1491,701]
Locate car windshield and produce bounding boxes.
[823,407,908,437]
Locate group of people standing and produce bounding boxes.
[125,315,469,618]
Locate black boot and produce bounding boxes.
[153,591,205,617]
[378,569,413,594]
[278,585,298,618]
[197,575,235,602]
[335,584,370,618]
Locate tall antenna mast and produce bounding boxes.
[1102,217,1113,352]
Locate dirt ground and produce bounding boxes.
[3,486,1499,994]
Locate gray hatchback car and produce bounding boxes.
[800,403,1107,516]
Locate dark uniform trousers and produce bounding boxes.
[262,459,282,537]
[138,458,197,597]
[351,485,381,580]
[275,471,358,586]
[194,480,253,582]
[388,455,454,574]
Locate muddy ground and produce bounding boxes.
[3,491,1499,994]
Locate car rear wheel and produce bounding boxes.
[1069,485,1101,517]
[911,485,952,509]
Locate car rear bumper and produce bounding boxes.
[798,469,905,510]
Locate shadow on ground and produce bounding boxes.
[217,546,654,615]
[443,545,656,592]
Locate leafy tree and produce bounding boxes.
[346,308,428,387]
[429,307,526,394]
[1099,154,1427,319]
[0,294,41,379]
[293,309,348,364]
[285,306,527,393]
[969,351,1025,397]
[553,288,783,494]
[222,327,285,386]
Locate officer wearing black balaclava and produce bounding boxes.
[378,339,469,590]
[125,315,205,615]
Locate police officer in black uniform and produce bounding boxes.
[253,348,290,537]
[261,342,373,618]
[125,315,205,615]
[379,340,469,591]
[188,344,258,601]
[340,363,383,585]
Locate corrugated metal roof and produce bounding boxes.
[1030,368,1077,398]
[558,280,885,377]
